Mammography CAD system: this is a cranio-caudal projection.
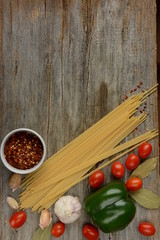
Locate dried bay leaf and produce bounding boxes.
[31,224,52,240]
[130,157,158,179]
[129,189,160,209]
[40,223,52,240]
[31,227,43,240]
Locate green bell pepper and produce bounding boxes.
[84,181,136,233]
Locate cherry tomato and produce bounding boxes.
[126,177,143,191]
[125,154,140,170]
[111,162,125,178]
[82,224,99,240]
[9,211,27,229]
[89,170,104,189]
[51,222,65,238]
[138,222,156,236]
[138,142,152,159]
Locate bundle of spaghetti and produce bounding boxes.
[42,130,158,210]
[19,85,158,212]
[20,130,158,212]
[26,130,158,192]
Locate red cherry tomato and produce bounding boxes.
[138,222,156,236]
[111,162,125,178]
[82,224,99,240]
[126,177,143,191]
[51,222,65,238]
[9,211,27,229]
[89,170,104,189]
[138,142,152,159]
[125,154,140,170]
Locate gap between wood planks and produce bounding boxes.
[157,0,160,165]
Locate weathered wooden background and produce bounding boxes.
[0,0,159,239]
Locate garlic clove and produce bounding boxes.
[39,209,52,230]
[54,195,82,224]
[7,196,19,210]
[9,174,22,192]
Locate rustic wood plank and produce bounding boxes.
[157,0,160,159]
[0,0,159,239]
[0,0,2,239]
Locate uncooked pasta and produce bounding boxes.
[19,85,158,212]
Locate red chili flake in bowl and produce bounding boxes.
[4,132,43,170]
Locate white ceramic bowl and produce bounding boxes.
[0,128,46,174]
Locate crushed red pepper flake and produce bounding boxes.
[123,83,144,97]
[123,95,128,99]
[4,131,43,170]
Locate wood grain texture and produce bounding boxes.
[0,0,2,239]
[157,0,160,162]
[0,0,159,239]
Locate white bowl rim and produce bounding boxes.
[0,128,46,174]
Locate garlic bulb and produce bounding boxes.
[39,209,52,229]
[54,195,82,224]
